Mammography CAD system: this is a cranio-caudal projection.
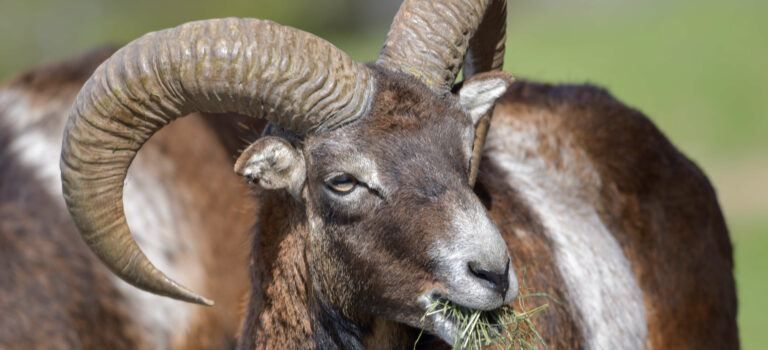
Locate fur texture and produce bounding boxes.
[0,48,253,350]
[0,49,737,350]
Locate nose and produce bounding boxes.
[468,259,510,297]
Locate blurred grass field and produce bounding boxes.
[1,0,766,347]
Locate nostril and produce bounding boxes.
[468,260,510,297]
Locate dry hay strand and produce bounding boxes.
[415,267,557,350]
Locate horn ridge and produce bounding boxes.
[61,17,374,305]
[376,1,508,186]
[377,0,506,93]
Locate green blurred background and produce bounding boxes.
[1,0,765,347]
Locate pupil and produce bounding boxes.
[333,175,350,185]
[327,174,356,193]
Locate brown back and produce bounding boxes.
[480,81,738,349]
[0,48,255,350]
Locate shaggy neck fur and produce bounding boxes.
[238,191,415,350]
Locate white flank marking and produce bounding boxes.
[2,88,201,349]
[486,120,647,349]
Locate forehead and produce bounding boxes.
[306,72,474,184]
[311,114,467,160]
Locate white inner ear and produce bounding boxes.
[458,78,509,125]
[234,136,306,200]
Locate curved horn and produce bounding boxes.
[60,18,374,305]
[377,0,507,186]
[461,0,506,78]
[377,0,506,93]
[461,0,507,186]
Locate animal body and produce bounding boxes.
[0,0,737,349]
[0,47,255,349]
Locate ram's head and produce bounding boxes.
[60,0,516,343]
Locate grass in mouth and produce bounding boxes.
[415,268,555,350]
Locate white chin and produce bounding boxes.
[418,292,459,345]
[417,290,508,347]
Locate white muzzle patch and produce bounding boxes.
[430,198,518,311]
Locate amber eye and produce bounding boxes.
[326,174,358,194]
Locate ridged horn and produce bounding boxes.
[377,0,506,93]
[377,0,507,186]
[60,18,375,305]
[465,0,506,186]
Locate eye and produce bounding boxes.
[325,174,358,194]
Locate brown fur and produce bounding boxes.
[0,48,253,349]
[484,81,738,349]
[0,47,151,349]
[233,74,737,349]
[144,114,254,350]
[475,166,586,349]
[0,48,737,350]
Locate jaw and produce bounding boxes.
[416,289,507,347]
[418,291,460,345]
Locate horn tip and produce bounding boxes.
[196,296,215,307]
[168,280,215,306]
[184,292,215,306]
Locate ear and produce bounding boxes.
[457,71,515,125]
[234,136,306,200]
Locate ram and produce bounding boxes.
[0,0,738,349]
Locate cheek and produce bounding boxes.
[305,225,358,308]
[362,207,451,278]
[337,231,434,314]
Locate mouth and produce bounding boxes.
[418,290,509,348]
[416,289,551,350]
